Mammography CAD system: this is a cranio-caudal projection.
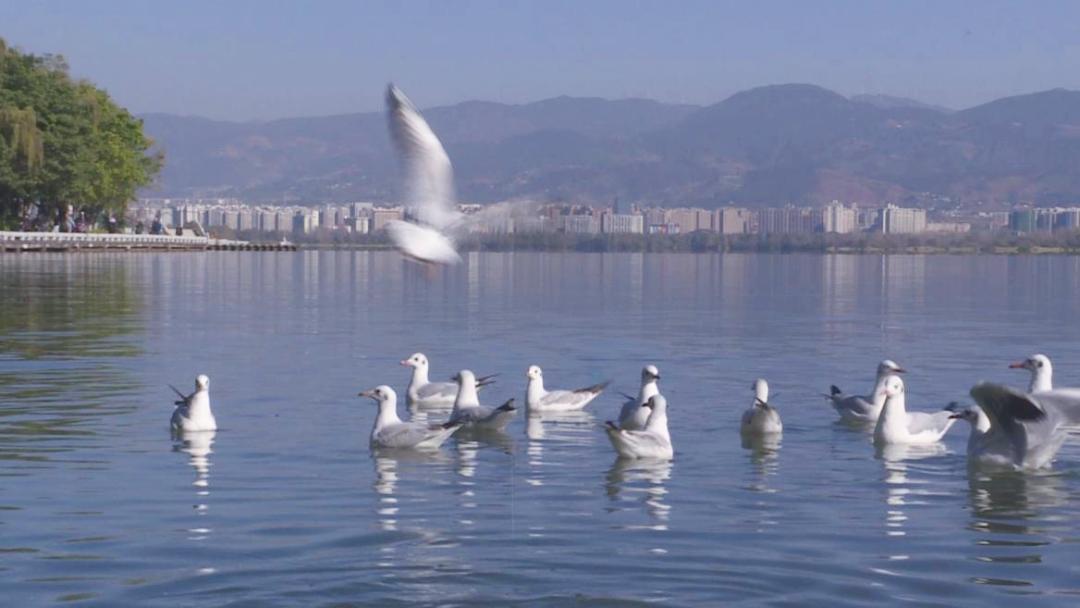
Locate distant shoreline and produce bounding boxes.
[296,242,1080,256]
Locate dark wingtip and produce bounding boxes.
[605,421,619,431]
[496,398,516,412]
[441,420,464,430]
[577,380,611,394]
[970,382,1046,422]
[830,385,842,396]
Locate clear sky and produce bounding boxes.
[3,0,1079,121]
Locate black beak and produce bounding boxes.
[948,414,962,420]
[754,398,771,409]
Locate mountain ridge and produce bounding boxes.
[139,86,1080,208]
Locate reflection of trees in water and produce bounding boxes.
[0,255,142,358]
[0,255,142,460]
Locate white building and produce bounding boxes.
[601,213,644,234]
[715,207,753,234]
[881,204,927,234]
[822,201,857,234]
[563,215,600,234]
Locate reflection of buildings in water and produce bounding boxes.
[467,251,481,318]
[173,430,216,541]
[628,252,644,308]
[605,458,673,528]
[718,253,749,308]
[880,255,927,313]
[822,254,858,321]
[741,433,781,493]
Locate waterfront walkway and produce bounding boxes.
[0,231,297,252]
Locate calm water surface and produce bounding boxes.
[1,251,1080,606]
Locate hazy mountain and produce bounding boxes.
[850,93,953,113]
[140,86,1080,208]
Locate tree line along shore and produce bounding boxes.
[0,39,161,231]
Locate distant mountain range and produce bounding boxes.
[139,85,1080,208]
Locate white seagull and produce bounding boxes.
[1010,354,1054,393]
[448,369,517,431]
[525,365,609,413]
[826,359,906,423]
[384,84,462,265]
[618,365,661,430]
[873,375,956,445]
[401,352,495,409]
[950,383,1071,470]
[169,374,216,432]
[359,385,462,450]
[1009,354,1080,425]
[605,395,673,460]
[741,378,782,435]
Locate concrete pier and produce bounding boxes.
[0,231,298,252]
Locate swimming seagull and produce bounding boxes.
[169,374,216,432]
[1009,354,1080,425]
[605,395,673,459]
[952,383,1072,469]
[359,385,462,450]
[873,375,956,445]
[401,352,496,409]
[448,369,517,431]
[1010,354,1053,393]
[525,365,609,413]
[826,359,906,423]
[741,378,782,435]
[384,84,462,265]
[618,365,661,430]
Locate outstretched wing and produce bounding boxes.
[386,85,458,229]
[970,383,1047,464]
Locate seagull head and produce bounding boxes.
[195,374,210,391]
[877,360,906,376]
[526,365,543,380]
[947,403,977,422]
[401,352,428,369]
[1010,353,1050,372]
[641,365,661,383]
[752,378,769,407]
[883,375,905,398]
[358,385,396,407]
[452,369,476,386]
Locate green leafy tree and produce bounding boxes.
[0,38,162,229]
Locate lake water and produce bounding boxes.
[2,251,1080,606]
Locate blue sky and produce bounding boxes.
[3,0,1079,120]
